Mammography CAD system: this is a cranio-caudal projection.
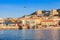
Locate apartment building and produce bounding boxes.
[0,18,4,26]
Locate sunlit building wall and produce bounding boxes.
[41,19,57,27]
[36,10,42,16]
[50,9,58,16]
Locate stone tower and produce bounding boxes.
[50,9,58,16]
[36,10,42,16]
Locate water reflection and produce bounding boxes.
[51,30,59,40]
[33,30,53,40]
[58,29,60,40]
[0,29,59,40]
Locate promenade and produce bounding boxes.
[0,25,19,30]
[0,25,60,30]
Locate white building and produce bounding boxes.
[0,18,4,26]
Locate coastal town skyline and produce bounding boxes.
[0,0,60,18]
[0,0,60,40]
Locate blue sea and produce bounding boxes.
[0,29,60,40]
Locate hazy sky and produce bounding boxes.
[0,0,60,18]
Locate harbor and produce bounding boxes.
[0,28,60,40]
[0,9,60,30]
[0,0,60,40]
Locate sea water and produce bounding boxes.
[0,29,60,40]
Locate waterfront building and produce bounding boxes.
[41,19,57,27]
[8,18,17,26]
[19,16,42,29]
[4,18,17,26]
[0,18,4,26]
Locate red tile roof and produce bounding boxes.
[42,20,55,22]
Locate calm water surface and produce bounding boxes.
[0,29,60,40]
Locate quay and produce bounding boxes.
[0,25,60,30]
[0,26,19,30]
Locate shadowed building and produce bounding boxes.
[42,11,50,17]
[57,9,60,17]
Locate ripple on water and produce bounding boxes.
[0,29,59,40]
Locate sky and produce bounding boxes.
[0,0,60,18]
